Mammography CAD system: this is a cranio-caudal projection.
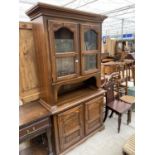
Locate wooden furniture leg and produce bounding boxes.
[103,108,109,122]
[129,65,131,81]
[118,114,122,133]
[109,111,114,118]
[47,128,53,155]
[127,109,132,125]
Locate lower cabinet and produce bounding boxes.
[57,105,84,151]
[85,96,103,135]
[55,95,104,153]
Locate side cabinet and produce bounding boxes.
[85,96,103,135]
[57,105,84,152]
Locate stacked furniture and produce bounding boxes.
[20,3,107,155]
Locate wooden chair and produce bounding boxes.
[103,81,132,133]
[110,70,128,99]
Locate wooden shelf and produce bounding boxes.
[58,87,98,104]
[47,88,105,115]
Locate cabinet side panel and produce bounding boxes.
[19,22,40,103]
[32,17,54,106]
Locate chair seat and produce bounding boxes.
[107,100,132,114]
[123,134,135,155]
[120,95,135,104]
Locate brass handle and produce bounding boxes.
[26,127,35,135]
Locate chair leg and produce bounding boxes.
[103,107,109,122]
[109,111,114,118]
[118,114,122,133]
[127,109,132,125]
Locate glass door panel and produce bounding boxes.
[84,54,97,71]
[55,28,74,53]
[56,57,75,77]
[81,24,100,75]
[84,30,97,51]
[48,20,79,81]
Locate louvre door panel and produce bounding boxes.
[85,96,103,135]
[57,105,84,152]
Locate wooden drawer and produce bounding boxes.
[19,117,50,141]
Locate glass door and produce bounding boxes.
[80,24,101,75]
[48,21,79,82]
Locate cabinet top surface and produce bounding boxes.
[51,88,106,114]
[19,101,50,128]
[26,2,107,22]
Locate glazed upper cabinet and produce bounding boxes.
[48,21,101,82]
[81,24,101,75]
[26,2,106,106]
[48,21,79,82]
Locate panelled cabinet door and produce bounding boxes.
[80,24,101,75]
[57,105,84,152]
[85,96,103,135]
[48,20,79,82]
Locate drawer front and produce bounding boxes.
[85,96,103,135]
[57,105,84,152]
[19,117,50,140]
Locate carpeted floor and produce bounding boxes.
[66,112,135,155]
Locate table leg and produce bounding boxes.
[47,128,53,155]
[127,109,132,125]
[118,114,122,133]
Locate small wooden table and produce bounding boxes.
[19,101,53,155]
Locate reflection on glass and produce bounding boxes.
[84,30,97,50]
[84,55,97,71]
[54,28,74,52]
[56,57,75,77]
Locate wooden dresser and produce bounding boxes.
[19,2,107,155]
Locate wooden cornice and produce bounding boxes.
[26,2,107,23]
